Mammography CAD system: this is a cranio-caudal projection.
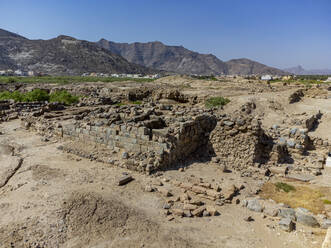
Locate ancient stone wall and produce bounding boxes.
[25,109,216,173]
[210,114,273,170]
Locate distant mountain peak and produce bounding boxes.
[285,65,331,75]
[0,28,152,75]
[0,28,26,39]
[98,39,285,75]
[55,35,77,41]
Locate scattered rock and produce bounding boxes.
[295,208,319,227]
[206,205,219,216]
[158,188,173,197]
[322,219,331,229]
[167,216,175,221]
[246,198,263,212]
[144,184,154,192]
[222,184,238,201]
[118,175,133,186]
[278,208,296,221]
[244,216,254,222]
[202,210,210,217]
[163,203,171,209]
[183,210,192,217]
[279,218,295,232]
[192,206,206,217]
[172,209,184,217]
[122,152,129,159]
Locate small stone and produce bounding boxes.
[144,185,154,192]
[212,157,220,163]
[192,206,206,217]
[183,210,192,217]
[163,203,171,209]
[167,216,175,221]
[244,216,254,222]
[118,175,133,186]
[122,152,129,159]
[158,188,172,197]
[224,121,234,127]
[202,210,210,217]
[279,218,295,232]
[222,184,238,200]
[183,204,198,211]
[215,199,224,206]
[206,205,219,216]
[172,209,184,217]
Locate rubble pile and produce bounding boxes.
[22,103,217,173]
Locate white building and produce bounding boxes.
[14,70,23,76]
[261,75,272,80]
[325,77,331,82]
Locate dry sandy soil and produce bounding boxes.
[0,76,330,247]
[0,122,324,248]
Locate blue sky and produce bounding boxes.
[1,0,330,69]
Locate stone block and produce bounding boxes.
[279,218,295,232]
[192,206,206,217]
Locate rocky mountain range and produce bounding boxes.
[0,28,287,76]
[98,39,286,76]
[0,28,151,75]
[284,65,331,75]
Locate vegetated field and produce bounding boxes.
[0,89,79,105]
[261,181,326,214]
[270,75,331,87]
[205,96,230,108]
[0,76,156,84]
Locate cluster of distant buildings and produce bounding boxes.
[260,74,331,82]
[0,69,161,79]
[260,75,292,81]
[81,72,161,79]
[0,69,35,76]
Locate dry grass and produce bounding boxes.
[260,181,325,214]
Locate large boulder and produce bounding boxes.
[278,208,296,221]
[295,208,319,227]
[246,198,263,212]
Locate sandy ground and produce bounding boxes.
[0,119,325,248]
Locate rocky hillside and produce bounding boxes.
[0,29,152,75]
[226,58,285,75]
[98,39,285,75]
[98,39,228,75]
[284,65,331,75]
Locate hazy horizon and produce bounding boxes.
[1,0,330,70]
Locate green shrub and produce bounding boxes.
[24,89,50,102]
[0,89,78,105]
[205,97,230,108]
[323,199,331,204]
[49,90,79,105]
[131,100,142,105]
[275,182,296,193]
[7,78,16,83]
